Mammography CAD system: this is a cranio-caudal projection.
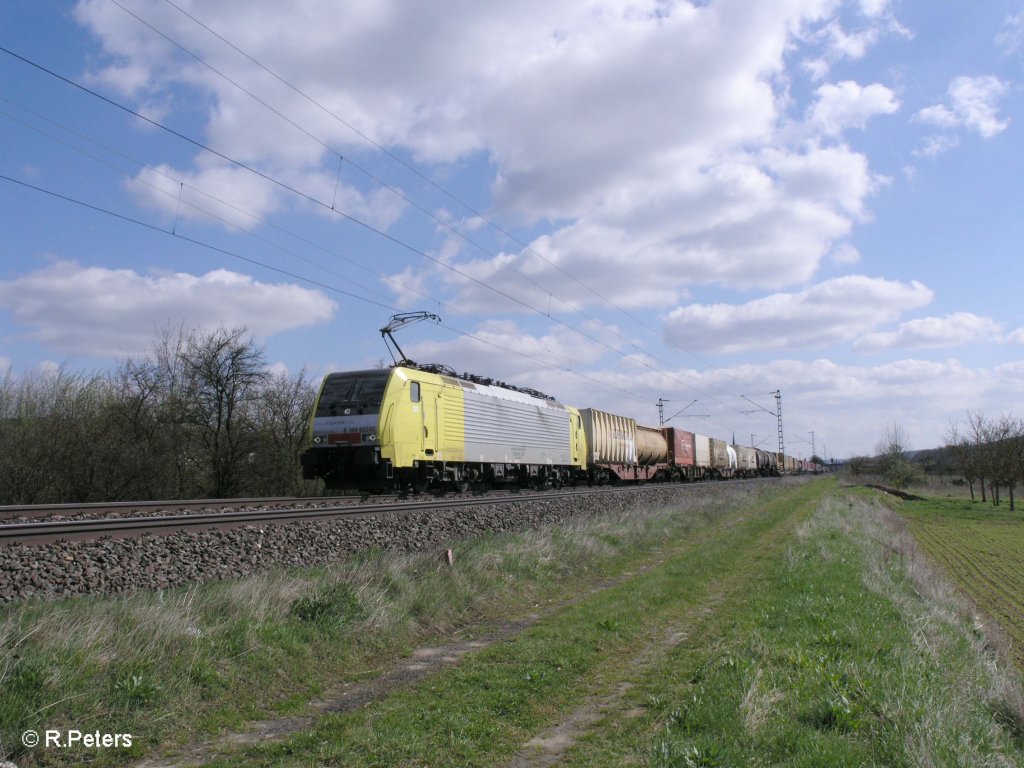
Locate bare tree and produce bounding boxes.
[875,423,921,490]
[246,369,319,496]
[946,420,980,501]
[0,324,326,504]
[948,411,1024,510]
[986,414,1024,511]
[1011,417,1024,512]
[0,368,64,503]
[846,455,870,477]
[178,326,269,498]
[966,411,991,503]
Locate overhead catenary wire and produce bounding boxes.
[0,46,623,342]
[0,173,651,407]
[110,0,594,318]
[0,42,736,414]
[150,0,698,357]
[0,173,400,312]
[0,37,786,440]
[0,98,422,307]
[0,102,614,391]
[130,0,741,401]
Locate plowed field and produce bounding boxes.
[904,498,1024,671]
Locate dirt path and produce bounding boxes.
[136,620,538,767]
[504,592,728,767]
[504,489,808,767]
[134,485,815,768]
[134,558,679,767]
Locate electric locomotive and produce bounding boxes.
[300,364,587,492]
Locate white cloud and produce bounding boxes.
[128,161,282,229]
[913,134,960,157]
[859,0,890,18]
[808,81,899,135]
[801,10,909,80]
[996,10,1024,55]
[854,312,1005,353]
[663,275,933,354]
[439,141,880,314]
[0,262,336,357]
[917,75,1010,139]
[76,0,889,311]
[407,318,624,382]
[444,353,1024,458]
[127,159,405,232]
[819,21,880,62]
[673,356,1017,457]
[829,243,861,265]
[1009,328,1024,344]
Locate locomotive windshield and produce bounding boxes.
[315,370,391,417]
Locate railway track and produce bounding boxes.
[0,495,374,521]
[0,484,691,546]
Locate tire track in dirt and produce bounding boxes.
[503,489,812,768]
[133,546,706,766]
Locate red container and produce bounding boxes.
[667,428,695,467]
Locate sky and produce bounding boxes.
[1,0,1022,460]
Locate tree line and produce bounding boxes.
[946,412,1024,510]
[845,416,1024,512]
[0,326,322,505]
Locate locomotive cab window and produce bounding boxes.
[315,370,390,417]
[410,382,420,402]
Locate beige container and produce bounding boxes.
[580,408,636,465]
[694,433,711,468]
[635,425,669,465]
[709,437,730,470]
[733,445,757,473]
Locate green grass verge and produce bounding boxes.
[563,490,1024,767]
[8,482,1019,767]
[195,480,829,767]
[0,481,798,766]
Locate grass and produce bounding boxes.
[0,480,786,766]
[201,478,828,767]
[4,480,1023,767]
[559,491,1024,767]
[901,494,1024,673]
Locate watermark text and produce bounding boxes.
[21,729,133,749]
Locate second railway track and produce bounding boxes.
[0,484,711,546]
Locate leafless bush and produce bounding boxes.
[0,325,320,504]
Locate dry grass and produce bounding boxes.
[738,668,783,735]
[823,493,1024,759]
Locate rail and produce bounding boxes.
[0,485,680,546]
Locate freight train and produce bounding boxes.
[300,364,821,493]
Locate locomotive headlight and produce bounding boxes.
[367,433,377,442]
[313,435,323,444]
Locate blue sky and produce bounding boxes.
[1,0,1022,459]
